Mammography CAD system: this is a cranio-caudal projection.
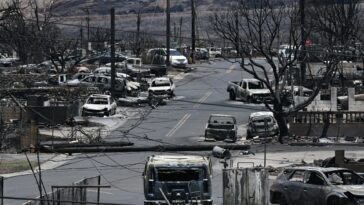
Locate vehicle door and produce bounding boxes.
[283,170,306,205]
[80,76,95,87]
[96,77,109,90]
[302,171,326,205]
[239,81,248,100]
[170,79,175,90]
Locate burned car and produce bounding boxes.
[270,167,364,205]
[148,77,175,99]
[204,114,237,142]
[143,155,212,205]
[81,94,117,117]
[246,111,279,139]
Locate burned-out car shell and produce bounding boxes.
[270,167,364,205]
[143,155,213,205]
[246,112,279,139]
[204,114,238,142]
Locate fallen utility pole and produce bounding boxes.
[40,144,250,154]
[41,142,134,148]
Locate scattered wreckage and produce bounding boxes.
[143,155,213,205]
[246,111,279,140]
[205,114,238,142]
[270,167,364,205]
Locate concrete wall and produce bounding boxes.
[290,123,364,138]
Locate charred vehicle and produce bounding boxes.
[143,155,213,205]
[148,77,175,99]
[270,167,364,205]
[246,112,279,139]
[205,114,237,142]
[227,78,272,103]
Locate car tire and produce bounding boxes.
[229,91,236,100]
[279,195,288,205]
[246,96,253,103]
[104,111,110,117]
[246,131,252,140]
[327,197,340,205]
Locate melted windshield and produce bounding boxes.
[151,80,170,87]
[156,168,205,181]
[249,82,264,89]
[87,97,108,105]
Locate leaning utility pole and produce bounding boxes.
[191,0,196,63]
[110,8,116,98]
[166,0,171,66]
[300,0,306,90]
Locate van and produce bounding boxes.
[143,155,213,205]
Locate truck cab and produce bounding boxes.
[143,155,213,205]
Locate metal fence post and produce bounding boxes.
[97,175,101,205]
[0,176,3,205]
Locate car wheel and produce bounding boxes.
[279,195,288,205]
[104,111,110,117]
[246,96,253,103]
[246,131,252,140]
[81,110,86,117]
[229,91,236,100]
[327,197,341,205]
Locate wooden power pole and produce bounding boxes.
[191,0,196,63]
[300,0,306,88]
[166,0,171,66]
[110,8,116,98]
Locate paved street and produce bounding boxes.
[3,60,364,205]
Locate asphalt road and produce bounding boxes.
[4,59,363,205]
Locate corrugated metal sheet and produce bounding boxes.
[223,168,269,205]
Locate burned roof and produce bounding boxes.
[148,155,210,167]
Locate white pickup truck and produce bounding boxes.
[226,78,272,103]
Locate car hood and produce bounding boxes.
[249,89,271,95]
[83,104,109,111]
[337,185,364,196]
[149,86,171,91]
[171,56,187,61]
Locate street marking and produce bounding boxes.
[166,113,191,137]
[193,91,213,109]
[226,64,237,74]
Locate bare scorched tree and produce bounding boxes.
[212,0,360,143]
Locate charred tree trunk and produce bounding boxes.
[273,102,289,144]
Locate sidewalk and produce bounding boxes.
[0,153,75,178]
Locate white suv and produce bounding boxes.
[82,94,117,117]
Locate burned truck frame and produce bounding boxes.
[143,155,213,205]
[205,114,238,142]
